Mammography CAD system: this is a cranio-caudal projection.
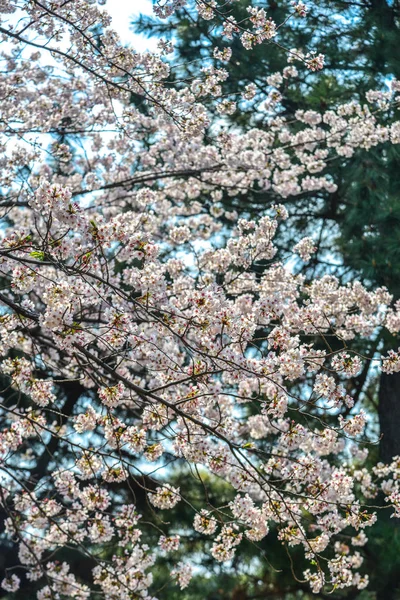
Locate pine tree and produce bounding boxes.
[133,2,400,598]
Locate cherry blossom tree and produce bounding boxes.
[2,1,400,598]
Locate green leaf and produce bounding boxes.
[29,251,45,260]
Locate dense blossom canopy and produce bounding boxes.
[1,1,400,598]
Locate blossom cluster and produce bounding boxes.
[0,0,400,598]
[0,170,396,595]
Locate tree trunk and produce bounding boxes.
[379,371,400,462]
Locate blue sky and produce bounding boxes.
[106,0,158,51]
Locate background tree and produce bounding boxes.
[133,1,400,598]
[134,0,400,481]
